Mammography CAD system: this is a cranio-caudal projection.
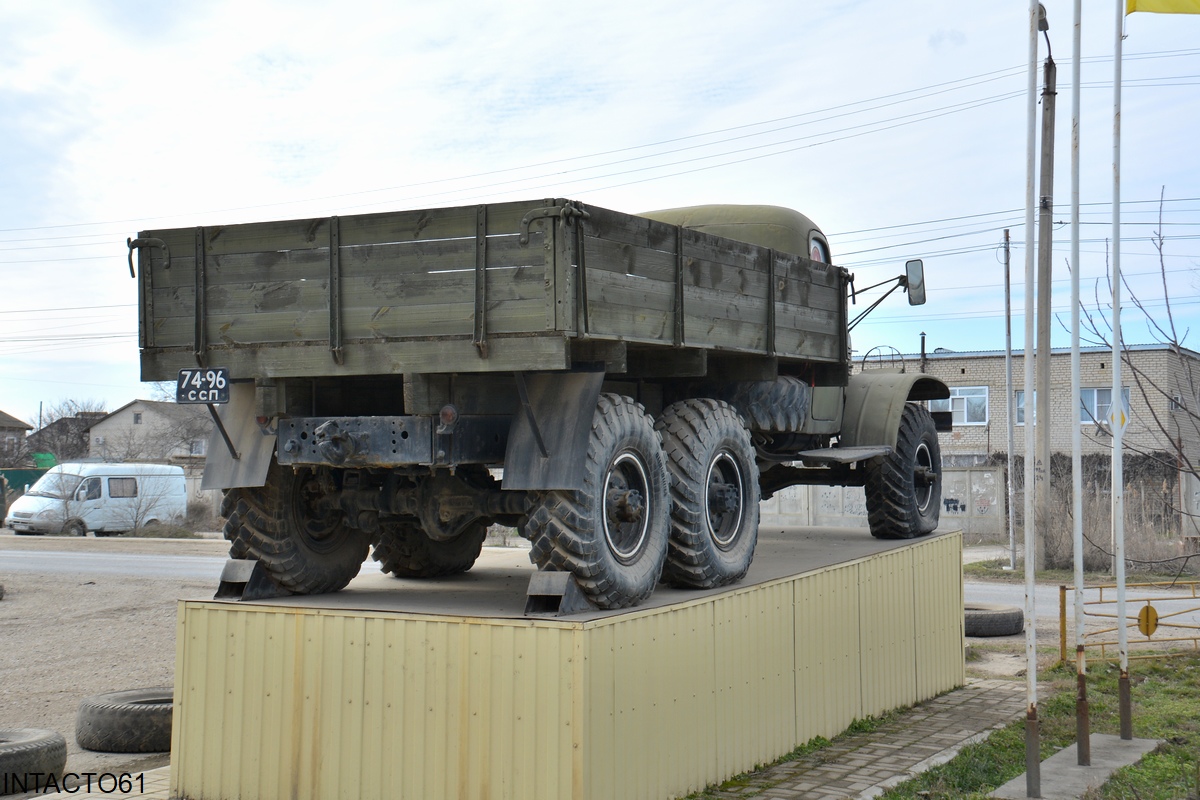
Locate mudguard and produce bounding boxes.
[502,371,606,491]
[839,371,949,450]
[201,382,277,490]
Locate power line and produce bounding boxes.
[2,47,1198,237]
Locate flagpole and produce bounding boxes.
[1112,0,1132,741]
[1071,0,1090,766]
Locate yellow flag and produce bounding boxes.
[1127,0,1200,12]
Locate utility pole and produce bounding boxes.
[1021,4,1045,796]
[1035,50,1057,569]
[1004,229,1016,572]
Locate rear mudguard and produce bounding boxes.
[839,371,949,450]
[201,382,277,491]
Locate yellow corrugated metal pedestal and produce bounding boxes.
[171,531,963,800]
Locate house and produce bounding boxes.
[85,400,213,463]
[26,411,106,462]
[0,409,32,466]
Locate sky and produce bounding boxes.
[2,1,1199,428]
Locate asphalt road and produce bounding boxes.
[2,530,1196,627]
[1,549,229,580]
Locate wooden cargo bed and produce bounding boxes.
[136,198,848,381]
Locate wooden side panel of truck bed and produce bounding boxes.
[137,199,847,381]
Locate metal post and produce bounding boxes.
[1112,0,1132,741]
[1070,0,1090,766]
[1023,2,1043,795]
[1004,230,1017,571]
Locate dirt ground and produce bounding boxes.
[0,533,230,780]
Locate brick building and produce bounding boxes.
[899,343,1200,541]
[909,344,1200,464]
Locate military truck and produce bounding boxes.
[130,198,949,609]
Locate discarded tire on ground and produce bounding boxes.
[0,729,67,790]
[964,603,1024,637]
[76,688,173,753]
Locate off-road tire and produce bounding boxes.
[965,603,1024,637]
[656,399,760,588]
[373,521,488,578]
[75,688,173,753]
[222,461,369,594]
[865,403,941,539]
[521,394,670,609]
[0,729,67,786]
[708,376,810,433]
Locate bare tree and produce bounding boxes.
[1068,189,1200,575]
[25,399,108,462]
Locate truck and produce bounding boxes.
[129,198,949,609]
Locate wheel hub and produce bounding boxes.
[602,452,652,565]
[913,443,935,513]
[606,487,645,524]
[706,451,745,549]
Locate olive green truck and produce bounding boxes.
[130,198,949,609]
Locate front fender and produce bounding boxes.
[839,371,949,449]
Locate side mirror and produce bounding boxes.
[905,259,926,306]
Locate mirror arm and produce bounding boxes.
[853,275,903,295]
[848,281,904,331]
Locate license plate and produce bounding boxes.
[176,368,230,404]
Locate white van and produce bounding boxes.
[4,463,187,536]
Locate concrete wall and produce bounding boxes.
[760,467,1005,539]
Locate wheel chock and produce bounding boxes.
[215,559,293,602]
[524,571,595,616]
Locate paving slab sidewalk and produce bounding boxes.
[698,678,1027,800]
[22,680,1026,800]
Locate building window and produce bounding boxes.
[190,439,207,456]
[133,412,143,425]
[1016,388,1131,425]
[929,386,988,425]
[108,477,138,498]
[1015,390,1034,425]
[1081,387,1130,425]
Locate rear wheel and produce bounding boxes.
[223,461,370,594]
[373,520,488,578]
[521,394,670,609]
[656,399,759,588]
[865,403,941,539]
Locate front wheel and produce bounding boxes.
[222,461,370,594]
[521,394,670,609]
[864,403,941,539]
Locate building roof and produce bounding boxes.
[893,342,1200,361]
[0,409,32,431]
[84,399,210,432]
